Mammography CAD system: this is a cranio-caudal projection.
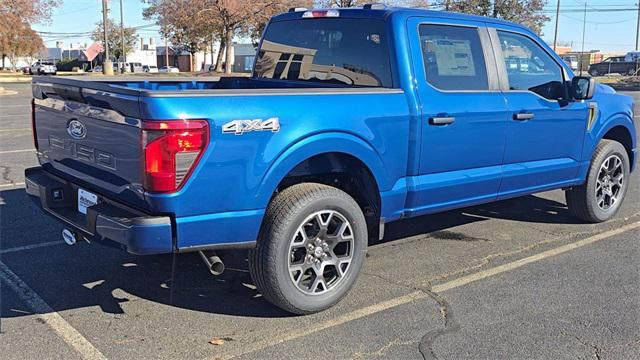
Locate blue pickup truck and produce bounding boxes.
[26,5,636,314]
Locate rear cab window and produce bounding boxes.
[254,18,393,87]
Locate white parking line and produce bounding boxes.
[225,220,640,359]
[0,261,107,360]
[0,114,28,118]
[0,182,25,189]
[0,149,34,154]
[0,128,30,133]
[0,241,62,255]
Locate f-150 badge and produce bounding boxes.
[222,118,280,135]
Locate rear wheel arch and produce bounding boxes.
[255,132,390,208]
[273,152,382,243]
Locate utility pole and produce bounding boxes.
[102,0,113,75]
[164,34,169,69]
[553,0,560,51]
[119,0,126,73]
[580,1,587,75]
[635,1,640,50]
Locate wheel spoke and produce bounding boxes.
[311,277,327,293]
[613,174,624,187]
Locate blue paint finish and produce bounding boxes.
[581,88,636,172]
[141,91,411,216]
[28,7,636,254]
[176,209,265,249]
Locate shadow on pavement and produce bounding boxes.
[1,187,581,319]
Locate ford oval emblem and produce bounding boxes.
[67,119,86,139]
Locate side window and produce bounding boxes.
[496,31,565,100]
[419,24,489,91]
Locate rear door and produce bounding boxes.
[489,27,589,198]
[406,17,509,215]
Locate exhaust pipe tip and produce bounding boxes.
[208,255,225,276]
[199,251,225,276]
[62,229,77,245]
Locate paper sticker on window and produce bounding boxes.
[433,39,476,76]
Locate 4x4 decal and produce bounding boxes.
[222,118,280,135]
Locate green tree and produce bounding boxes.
[91,18,138,61]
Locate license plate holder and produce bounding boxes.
[77,188,98,215]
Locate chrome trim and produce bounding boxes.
[34,97,141,128]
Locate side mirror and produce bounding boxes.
[572,76,596,100]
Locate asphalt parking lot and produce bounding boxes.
[1,82,639,359]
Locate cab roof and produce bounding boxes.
[271,6,528,31]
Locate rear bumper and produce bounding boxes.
[24,167,174,255]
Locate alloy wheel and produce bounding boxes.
[287,210,354,295]
[595,154,624,211]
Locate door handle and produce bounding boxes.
[513,112,535,121]
[429,116,455,125]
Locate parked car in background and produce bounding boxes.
[159,65,179,73]
[30,61,57,75]
[143,65,158,73]
[589,56,638,76]
[625,51,640,62]
[561,55,579,71]
[22,66,31,74]
[130,62,144,73]
[25,6,636,315]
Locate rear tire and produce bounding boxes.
[248,183,367,315]
[566,140,630,223]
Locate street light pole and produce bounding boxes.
[119,0,126,73]
[553,0,560,51]
[635,1,640,50]
[102,0,113,75]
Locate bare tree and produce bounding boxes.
[144,0,220,72]
[91,18,138,62]
[433,0,548,34]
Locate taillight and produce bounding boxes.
[142,119,209,193]
[31,98,38,150]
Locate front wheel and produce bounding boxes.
[566,140,630,223]
[248,183,367,314]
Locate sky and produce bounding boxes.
[32,0,640,54]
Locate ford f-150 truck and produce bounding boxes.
[25,5,637,314]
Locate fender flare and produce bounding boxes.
[255,132,390,207]
[592,114,636,149]
[585,114,637,170]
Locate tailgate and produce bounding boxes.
[32,80,148,210]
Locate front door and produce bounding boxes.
[490,27,590,198]
[406,18,509,216]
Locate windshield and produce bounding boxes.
[254,18,393,87]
